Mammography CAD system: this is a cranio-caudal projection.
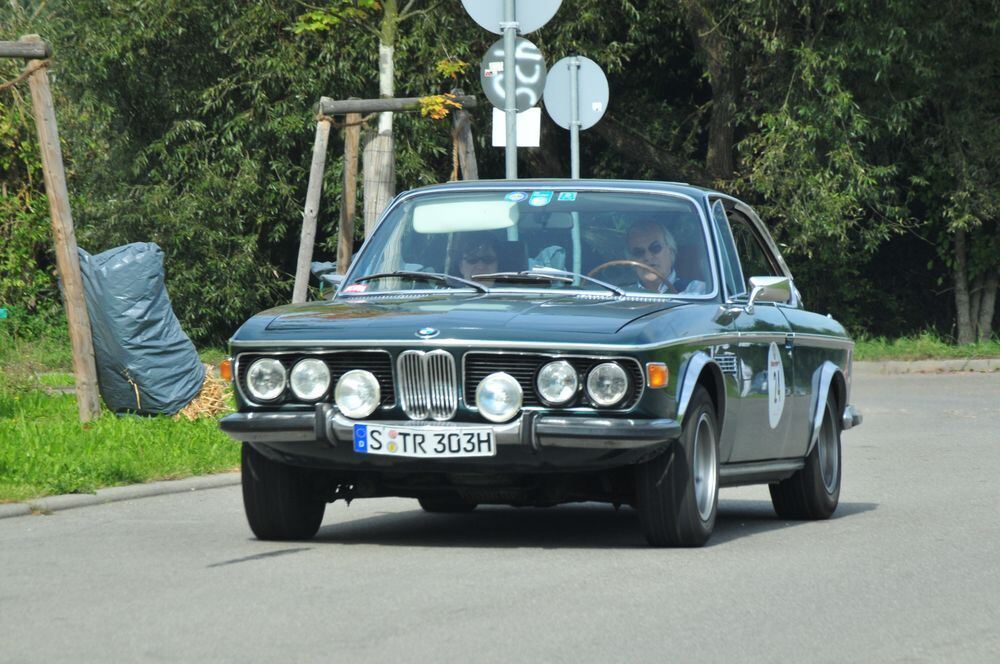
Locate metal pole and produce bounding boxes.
[569,55,581,179]
[502,0,518,179]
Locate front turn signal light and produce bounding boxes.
[219,358,233,382]
[646,362,668,389]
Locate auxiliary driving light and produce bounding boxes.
[476,372,523,423]
[335,369,381,419]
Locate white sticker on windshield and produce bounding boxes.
[767,342,786,428]
[557,192,577,201]
[505,191,528,202]
[529,191,553,206]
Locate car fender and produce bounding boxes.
[807,361,845,455]
[676,351,726,432]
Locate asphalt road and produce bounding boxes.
[1,372,999,662]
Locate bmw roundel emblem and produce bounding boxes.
[417,327,439,339]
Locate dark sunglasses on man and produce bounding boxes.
[629,241,666,260]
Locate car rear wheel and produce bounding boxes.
[769,392,841,519]
[418,495,478,513]
[241,443,326,540]
[636,385,719,547]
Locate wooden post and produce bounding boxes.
[292,118,332,303]
[337,113,362,274]
[451,90,479,181]
[20,35,101,422]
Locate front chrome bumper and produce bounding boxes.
[219,405,681,452]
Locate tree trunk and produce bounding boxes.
[679,0,738,181]
[976,270,998,342]
[363,1,397,239]
[362,132,395,238]
[954,227,975,345]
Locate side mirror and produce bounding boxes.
[745,275,791,314]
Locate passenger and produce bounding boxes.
[626,220,707,294]
[453,232,500,285]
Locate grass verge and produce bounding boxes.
[854,331,1000,361]
[0,330,237,503]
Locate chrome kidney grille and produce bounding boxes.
[396,350,458,421]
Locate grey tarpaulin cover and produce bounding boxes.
[78,243,204,414]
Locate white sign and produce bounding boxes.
[492,107,541,147]
[767,342,786,428]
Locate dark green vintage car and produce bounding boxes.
[220,180,862,547]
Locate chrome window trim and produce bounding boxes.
[461,350,646,414]
[338,185,722,302]
[233,349,395,409]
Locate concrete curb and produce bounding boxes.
[854,359,1000,375]
[0,471,240,520]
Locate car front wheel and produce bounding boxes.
[636,385,719,547]
[769,392,841,519]
[241,443,326,540]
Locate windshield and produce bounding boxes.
[342,189,716,298]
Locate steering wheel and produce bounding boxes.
[587,260,674,294]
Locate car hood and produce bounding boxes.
[232,293,687,345]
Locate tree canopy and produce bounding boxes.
[1,0,997,344]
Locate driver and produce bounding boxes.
[626,220,707,294]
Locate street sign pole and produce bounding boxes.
[569,55,581,179]
[502,0,518,178]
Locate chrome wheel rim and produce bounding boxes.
[693,413,718,522]
[817,407,840,494]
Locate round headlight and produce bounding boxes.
[289,358,331,401]
[476,372,523,423]
[586,362,629,407]
[335,370,381,419]
[536,360,578,405]
[246,358,286,401]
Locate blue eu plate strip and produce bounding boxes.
[353,424,368,453]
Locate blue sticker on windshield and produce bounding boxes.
[505,191,528,202]
[353,424,368,453]
[558,192,577,201]
[529,191,554,207]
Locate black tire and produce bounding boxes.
[241,443,326,540]
[636,385,720,547]
[418,495,478,513]
[769,392,841,520]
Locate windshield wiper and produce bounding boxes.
[352,270,489,293]
[477,268,625,297]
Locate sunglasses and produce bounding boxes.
[462,253,497,265]
[629,241,668,260]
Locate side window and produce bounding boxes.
[728,212,780,294]
[710,200,743,297]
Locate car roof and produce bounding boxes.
[403,179,719,200]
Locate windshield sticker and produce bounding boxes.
[557,192,577,201]
[342,283,368,294]
[505,191,528,202]
[529,191,554,207]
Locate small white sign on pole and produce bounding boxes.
[491,107,541,147]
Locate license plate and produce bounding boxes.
[352,423,496,458]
